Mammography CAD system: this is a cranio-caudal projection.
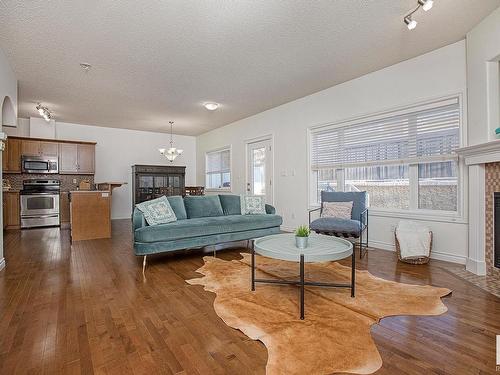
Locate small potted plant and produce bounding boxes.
[295,225,310,249]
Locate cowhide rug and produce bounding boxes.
[186,254,451,375]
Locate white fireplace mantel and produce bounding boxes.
[455,139,500,165]
[455,140,500,275]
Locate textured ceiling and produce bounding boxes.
[0,0,499,136]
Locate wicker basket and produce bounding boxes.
[395,231,433,265]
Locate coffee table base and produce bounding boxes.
[251,241,355,320]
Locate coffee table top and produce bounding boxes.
[254,233,353,263]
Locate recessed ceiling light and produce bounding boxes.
[418,0,434,11]
[204,102,219,111]
[404,15,417,30]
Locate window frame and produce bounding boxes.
[205,146,232,192]
[307,94,467,223]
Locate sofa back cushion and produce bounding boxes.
[218,194,242,215]
[321,191,367,221]
[167,196,187,220]
[184,195,224,219]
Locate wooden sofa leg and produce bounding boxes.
[142,255,147,275]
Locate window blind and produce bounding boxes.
[206,149,230,173]
[311,98,460,170]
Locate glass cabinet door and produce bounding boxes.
[137,175,154,203]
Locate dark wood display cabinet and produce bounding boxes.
[132,165,186,207]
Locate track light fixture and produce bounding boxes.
[418,0,434,11]
[403,0,435,30]
[36,103,52,122]
[404,15,417,30]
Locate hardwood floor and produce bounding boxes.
[0,220,499,374]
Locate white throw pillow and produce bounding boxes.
[136,196,177,225]
[240,195,266,215]
[321,201,353,219]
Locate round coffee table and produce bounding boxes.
[251,233,354,320]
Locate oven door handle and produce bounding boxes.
[20,214,60,219]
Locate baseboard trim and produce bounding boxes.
[466,258,486,275]
[349,239,467,265]
[0,257,5,271]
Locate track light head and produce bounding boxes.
[404,15,417,30]
[418,0,434,11]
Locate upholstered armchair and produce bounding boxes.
[309,191,369,258]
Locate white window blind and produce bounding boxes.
[206,148,231,189]
[206,149,230,173]
[311,97,460,170]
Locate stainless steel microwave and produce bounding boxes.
[21,155,59,174]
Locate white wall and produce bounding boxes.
[0,47,17,271]
[466,6,500,145]
[197,40,468,264]
[55,122,196,220]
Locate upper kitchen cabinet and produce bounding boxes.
[21,140,59,158]
[77,144,95,174]
[39,142,59,157]
[21,140,40,156]
[59,143,95,174]
[2,138,22,173]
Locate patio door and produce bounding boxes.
[246,138,273,204]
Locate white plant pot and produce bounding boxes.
[295,236,309,249]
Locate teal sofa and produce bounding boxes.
[133,194,282,260]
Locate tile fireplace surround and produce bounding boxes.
[456,140,500,276]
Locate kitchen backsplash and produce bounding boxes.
[4,174,95,192]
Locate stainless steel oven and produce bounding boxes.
[20,180,60,228]
[21,155,59,174]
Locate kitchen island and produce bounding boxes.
[69,190,111,241]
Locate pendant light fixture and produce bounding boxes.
[159,121,183,162]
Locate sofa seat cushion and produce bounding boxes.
[135,214,283,243]
[310,217,364,235]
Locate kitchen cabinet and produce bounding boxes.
[2,138,22,173]
[21,140,41,156]
[39,142,59,157]
[59,143,95,174]
[21,140,59,158]
[3,191,20,230]
[77,144,95,174]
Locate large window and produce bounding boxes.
[206,148,231,190]
[310,97,461,213]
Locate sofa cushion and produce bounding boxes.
[218,194,241,215]
[184,195,224,218]
[167,196,187,220]
[310,217,363,235]
[241,195,266,215]
[135,196,177,226]
[135,214,282,243]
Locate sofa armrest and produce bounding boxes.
[265,204,276,214]
[132,207,147,232]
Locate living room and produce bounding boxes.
[1,1,499,374]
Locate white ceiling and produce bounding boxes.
[0,0,499,136]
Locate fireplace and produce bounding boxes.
[496,193,500,269]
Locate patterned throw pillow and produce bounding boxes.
[240,195,266,215]
[136,196,177,225]
[321,201,353,219]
